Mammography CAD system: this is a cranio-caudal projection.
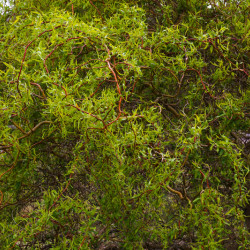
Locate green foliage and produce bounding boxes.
[0,0,249,249]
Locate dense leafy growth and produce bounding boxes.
[0,0,249,248]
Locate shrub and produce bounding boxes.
[0,0,249,248]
